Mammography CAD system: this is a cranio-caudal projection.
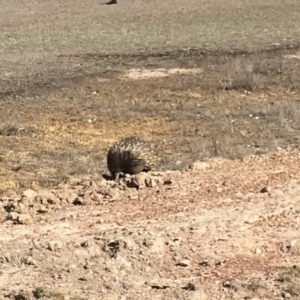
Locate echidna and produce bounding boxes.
[107,136,156,180]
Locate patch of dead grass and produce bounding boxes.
[223,55,283,92]
[224,58,262,92]
[0,114,171,193]
[41,116,171,147]
[0,122,37,137]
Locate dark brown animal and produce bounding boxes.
[107,136,156,180]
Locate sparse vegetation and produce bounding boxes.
[223,54,285,92]
[277,266,300,298]
[0,122,31,136]
[224,58,262,91]
[1,0,300,299]
[0,0,299,193]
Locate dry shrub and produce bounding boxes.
[223,54,284,92]
[224,58,262,91]
[0,122,26,136]
[0,122,38,137]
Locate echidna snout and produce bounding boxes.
[107,136,156,180]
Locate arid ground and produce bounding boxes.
[1,0,300,299]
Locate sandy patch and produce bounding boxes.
[284,52,300,59]
[121,68,203,80]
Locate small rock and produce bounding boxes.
[145,177,157,188]
[166,236,182,248]
[149,282,170,289]
[81,240,94,248]
[17,202,28,214]
[290,239,298,248]
[279,239,300,254]
[282,292,292,299]
[148,237,166,253]
[7,212,34,225]
[260,186,270,193]
[176,259,190,267]
[108,189,121,201]
[181,282,196,290]
[96,186,112,197]
[87,118,97,123]
[103,240,121,258]
[37,206,48,214]
[73,185,86,196]
[37,190,59,205]
[191,161,209,170]
[55,189,78,203]
[22,189,38,200]
[68,177,82,185]
[127,194,139,201]
[122,280,133,290]
[78,277,87,281]
[57,183,71,190]
[83,193,94,204]
[131,173,147,188]
[222,278,241,292]
[22,256,36,266]
[11,165,21,172]
[97,186,121,201]
[98,179,109,186]
[142,238,153,248]
[73,197,86,205]
[91,190,104,203]
[47,241,63,251]
[69,264,77,270]
[255,248,262,254]
[163,179,172,185]
[199,257,222,267]
[18,214,34,225]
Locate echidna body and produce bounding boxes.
[107,136,156,180]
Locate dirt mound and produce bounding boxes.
[1,149,300,299]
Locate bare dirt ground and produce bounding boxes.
[1,0,300,299]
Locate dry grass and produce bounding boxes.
[0,122,37,137]
[0,0,299,193]
[1,0,300,54]
[224,58,262,91]
[223,54,286,91]
[1,77,300,193]
[1,0,300,96]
